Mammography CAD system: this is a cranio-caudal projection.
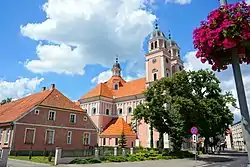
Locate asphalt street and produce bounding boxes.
[197,151,249,167]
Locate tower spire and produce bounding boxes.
[112,55,121,76]
[155,23,159,30]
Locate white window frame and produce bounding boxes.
[45,129,55,145]
[24,128,36,144]
[69,113,77,124]
[34,109,40,115]
[82,132,91,145]
[48,110,56,121]
[92,108,96,115]
[0,129,2,144]
[83,116,88,122]
[4,129,10,144]
[67,131,72,144]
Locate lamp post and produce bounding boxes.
[219,0,250,166]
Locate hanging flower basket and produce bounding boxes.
[193,1,250,72]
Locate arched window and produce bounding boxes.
[179,66,182,71]
[151,42,154,50]
[106,109,110,115]
[153,73,157,81]
[127,107,132,115]
[118,108,123,115]
[92,107,96,115]
[154,41,157,48]
[114,84,118,90]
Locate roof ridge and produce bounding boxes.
[38,89,55,105]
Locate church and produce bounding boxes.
[78,24,184,148]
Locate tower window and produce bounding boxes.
[164,41,167,48]
[153,73,157,81]
[114,84,118,90]
[166,58,169,63]
[152,59,156,64]
[179,66,182,71]
[106,109,110,115]
[154,41,157,48]
[92,108,96,115]
[151,43,154,50]
[168,50,171,54]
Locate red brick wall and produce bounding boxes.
[12,106,98,151]
[13,124,98,151]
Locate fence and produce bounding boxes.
[55,147,137,165]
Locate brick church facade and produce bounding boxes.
[79,24,184,148]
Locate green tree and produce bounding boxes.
[0,97,12,105]
[133,69,234,151]
[119,131,127,148]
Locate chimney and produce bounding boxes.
[41,87,46,91]
[50,84,55,90]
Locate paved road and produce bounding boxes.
[197,151,249,167]
[58,159,207,167]
[8,159,52,167]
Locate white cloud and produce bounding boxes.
[184,51,250,121]
[165,0,191,5]
[0,77,44,101]
[20,0,157,75]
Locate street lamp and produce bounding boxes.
[219,0,250,166]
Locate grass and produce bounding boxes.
[9,156,54,165]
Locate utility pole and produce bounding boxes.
[218,1,250,166]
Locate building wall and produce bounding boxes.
[13,124,97,151]
[231,122,246,151]
[12,106,98,151]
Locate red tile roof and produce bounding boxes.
[100,117,136,137]
[81,76,146,99]
[0,87,84,123]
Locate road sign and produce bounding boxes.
[190,126,198,134]
[192,134,197,143]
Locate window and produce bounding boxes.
[151,42,154,50]
[152,59,156,63]
[92,108,96,115]
[48,110,56,121]
[179,66,182,71]
[153,73,157,81]
[127,107,132,114]
[103,138,106,146]
[118,108,122,115]
[164,41,167,48]
[70,113,76,124]
[67,131,72,144]
[106,109,110,115]
[45,130,55,144]
[34,109,39,115]
[154,41,157,48]
[152,69,158,73]
[83,116,88,122]
[114,84,119,90]
[0,129,2,144]
[82,133,90,145]
[24,128,35,144]
[4,129,10,144]
[115,138,119,145]
[166,58,169,63]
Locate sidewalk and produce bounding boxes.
[58,159,208,167]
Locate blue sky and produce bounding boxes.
[0,0,249,121]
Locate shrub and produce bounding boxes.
[86,158,102,164]
[105,156,127,162]
[70,158,102,164]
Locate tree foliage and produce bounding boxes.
[133,69,234,151]
[119,131,127,148]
